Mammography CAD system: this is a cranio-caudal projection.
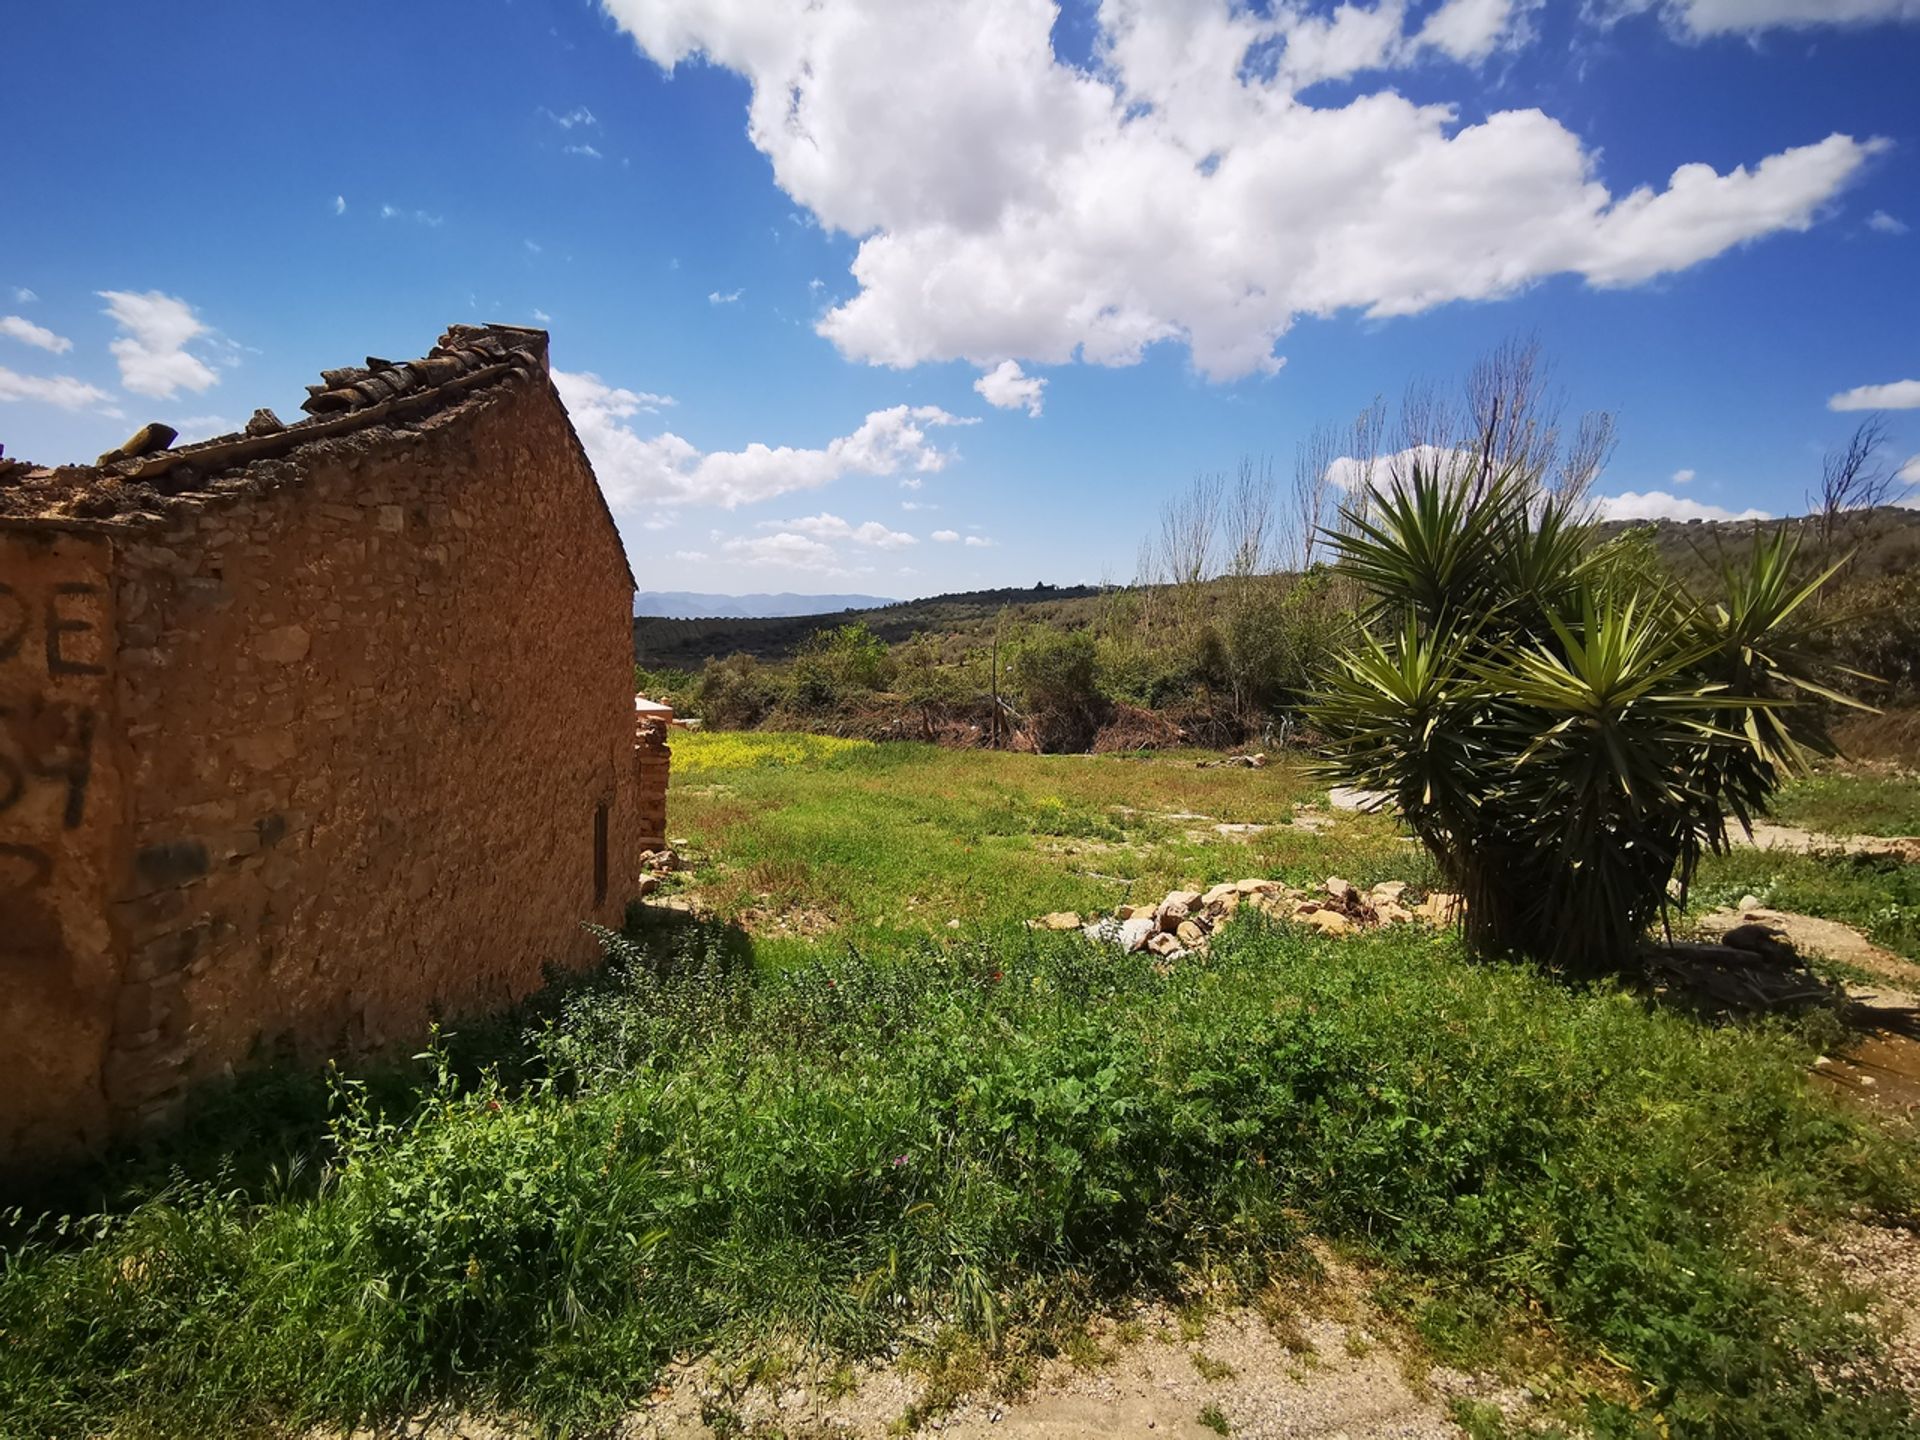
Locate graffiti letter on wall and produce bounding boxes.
[0,583,25,664]
[46,584,106,678]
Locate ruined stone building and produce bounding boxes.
[0,325,665,1164]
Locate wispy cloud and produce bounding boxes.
[708,288,744,305]
[11,287,36,304]
[0,315,72,354]
[0,365,118,413]
[1670,467,1696,485]
[333,195,346,216]
[1868,210,1909,235]
[564,143,603,160]
[379,204,444,226]
[540,105,598,130]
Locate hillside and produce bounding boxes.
[634,582,1112,666]
[1594,504,1920,583]
[634,508,1920,670]
[633,590,900,619]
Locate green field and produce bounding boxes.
[2,735,1917,1439]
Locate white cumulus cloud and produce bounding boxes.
[1829,379,1920,411]
[1597,490,1770,522]
[931,529,961,542]
[721,532,847,573]
[601,0,1885,382]
[0,365,117,412]
[766,513,919,548]
[97,290,220,399]
[555,367,973,517]
[1671,467,1696,485]
[974,359,1046,417]
[0,316,72,354]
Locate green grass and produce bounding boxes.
[2,738,1917,1439]
[667,731,1427,962]
[1768,768,1920,839]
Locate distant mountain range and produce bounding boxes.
[634,590,902,619]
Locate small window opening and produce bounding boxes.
[593,801,609,907]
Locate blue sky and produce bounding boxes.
[3,0,1917,599]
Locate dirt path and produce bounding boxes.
[1725,821,1920,863]
[625,1301,1530,1440]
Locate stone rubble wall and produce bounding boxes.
[1,362,649,1162]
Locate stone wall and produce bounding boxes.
[0,525,124,1156]
[0,332,655,1162]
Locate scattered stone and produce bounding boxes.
[634,874,660,897]
[1299,908,1354,936]
[1029,911,1083,932]
[1044,875,1450,950]
[1739,893,1764,914]
[244,408,286,437]
[1156,890,1202,929]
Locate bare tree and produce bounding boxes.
[1553,410,1617,504]
[1290,422,1338,572]
[1158,468,1225,607]
[1225,455,1279,582]
[1465,333,1562,493]
[1811,415,1901,553]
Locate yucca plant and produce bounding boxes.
[1309,458,1864,975]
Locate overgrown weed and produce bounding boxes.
[2,916,1914,1437]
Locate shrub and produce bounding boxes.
[806,622,896,692]
[694,653,783,730]
[1007,626,1107,751]
[1309,461,1858,974]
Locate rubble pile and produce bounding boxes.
[1031,877,1462,961]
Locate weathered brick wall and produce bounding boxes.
[636,722,671,851]
[1,357,648,1159]
[0,526,124,1156]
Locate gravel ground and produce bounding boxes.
[1817,1221,1920,1401]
